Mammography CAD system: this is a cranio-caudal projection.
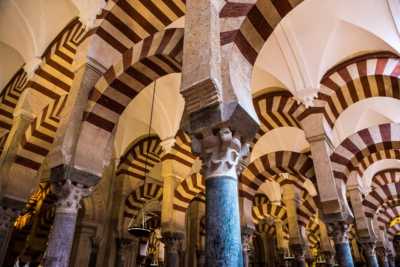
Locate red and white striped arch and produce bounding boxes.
[223,0,304,65]
[375,205,400,239]
[252,193,288,225]
[84,28,183,133]
[252,90,305,143]
[240,150,316,200]
[123,182,163,219]
[299,52,400,128]
[162,130,197,170]
[5,19,87,203]
[117,135,163,182]
[87,0,185,68]
[74,28,183,176]
[173,173,205,213]
[0,68,28,133]
[331,123,400,184]
[363,182,400,217]
[371,168,400,189]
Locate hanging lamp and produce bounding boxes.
[127,80,157,238]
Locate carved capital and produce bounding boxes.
[241,226,254,252]
[290,243,306,261]
[161,232,184,254]
[360,241,376,257]
[51,179,92,214]
[328,221,350,244]
[193,127,249,178]
[321,251,335,265]
[0,207,20,232]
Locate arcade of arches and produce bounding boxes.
[1,0,400,267]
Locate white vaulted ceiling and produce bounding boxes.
[0,0,78,90]
[252,0,400,99]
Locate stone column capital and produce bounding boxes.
[51,179,92,214]
[328,221,350,244]
[290,243,306,262]
[161,231,184,254]
[241,226,254,252]
[0,207,20,232]
[192,127,249,178]
[360,240,377,257]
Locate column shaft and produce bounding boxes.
[241,226,254,267]
[45,211,78,267]
[334,242,354,267]
[360,242,378,267]
[0,207,19,266]
[329,223,354,267]
[197,128,246,267]
[162,232,183,267]
[376,247,390,267]
[44,180,91,267]
[206,176,243,266]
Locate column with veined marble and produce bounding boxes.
[282,184,306,267]
[180,0,258,265]
[195,128,248,267]
[328,222,355,267]
[0,207,20,265]
[44,180,91,267]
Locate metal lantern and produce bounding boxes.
[127,81,158,239]
[127,209,152,238]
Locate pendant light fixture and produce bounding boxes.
[128,80,157,238]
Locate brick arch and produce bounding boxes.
[299,52,400,128]
[306,219,321,249]
[5,19,86,202]
[375,205,400,239]
[363,182,400,217]
[297,193,318,227]
[173,173,205,213]
[252,90,306,143]
[117,135,163,182]
[331,123,400,184]
[123,182,163,219]
[252,193,289,240]
[74,28,183,177]
[87,0,185,66]
[162,130,197,169]
[0,68,28,133]
[252,193,287,225]
[222,0,304,65]
[240,151,316,200]
[377,203,400,226]
[84,28,183,132]
[372,168,400,189]
[356,150,400,179]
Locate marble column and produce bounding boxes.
[0,207,19,266]
[274,220,288,267]
[291,244,306,267]
[321,251,335,267]
[241,226,254,267]
[376,246,389,267]
[319,220,335,267]
[44,180,91,267]
[282,185,306,267]
[197,128,246,267]
[329,222,354,267]
[162,232,184,267]
[360,242,378,267]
